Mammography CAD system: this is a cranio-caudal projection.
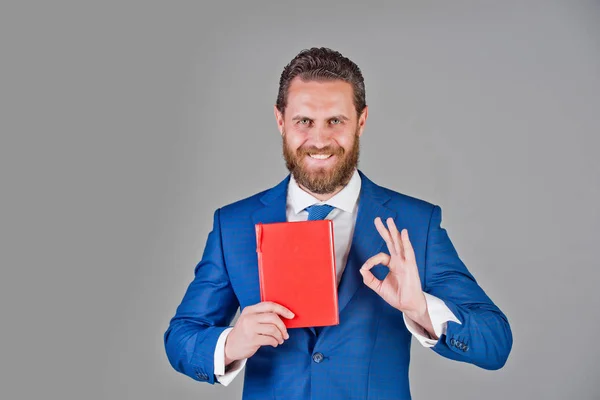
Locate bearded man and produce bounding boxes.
[164,47,512,400]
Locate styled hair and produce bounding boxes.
[276,47,366,116]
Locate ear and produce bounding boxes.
[274,105,285,136]
[357,105,368,137]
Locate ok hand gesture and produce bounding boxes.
[359,217,433,335]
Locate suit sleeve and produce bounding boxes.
[164,208,240,384]
[424,205,513,370]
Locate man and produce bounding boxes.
[164,47,512,399]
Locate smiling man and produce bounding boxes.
[164,47,512,400]
[280,78,360,197]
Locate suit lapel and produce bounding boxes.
[334,171,396,318]
[245,176,288,306]
[251,175,290,226]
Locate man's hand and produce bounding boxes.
[224,301,294,366]
[359,217,436,338]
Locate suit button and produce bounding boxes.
[450,338,456,346]
[196,372,208,381]
[312,352,324,363]
[463,345,469,352]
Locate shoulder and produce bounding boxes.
[219,189,268,217]
[385,186,436,215]
[217,174,290,221]
[360,171,438,219]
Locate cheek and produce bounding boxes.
[333,129,356,149]
[285,126,308,145]
[284,132,305,150]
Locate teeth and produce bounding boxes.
[309,154,332,160]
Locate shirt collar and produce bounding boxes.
[288,168,361,214]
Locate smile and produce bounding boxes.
[308,154,333,160]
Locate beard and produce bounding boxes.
[282,128,360,195]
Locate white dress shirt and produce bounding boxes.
[213,169,460,385]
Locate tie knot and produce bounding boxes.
[305,204,335,221]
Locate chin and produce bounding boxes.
[302,167,335,180]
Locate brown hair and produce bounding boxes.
[276,47,366,116]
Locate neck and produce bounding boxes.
[298,183,345,202]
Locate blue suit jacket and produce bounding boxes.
[164,170,512,400]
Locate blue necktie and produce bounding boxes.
[304,204,335,336]
[305,204,335,220]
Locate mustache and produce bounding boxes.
[297,146,345,156]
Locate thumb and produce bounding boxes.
[359,267,383,295]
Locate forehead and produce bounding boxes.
[286,77,355,116]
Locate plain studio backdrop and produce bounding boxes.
[1,1,599,399]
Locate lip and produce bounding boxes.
[304,153,337,167]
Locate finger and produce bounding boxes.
[255,323,285,344]
[374,217,398,256]
[360,252,391,272]
[256,313,289,339]
[250,301,295,319]
[359,266,383,295]
[401,229,415,262]
[256,334,280,348]
[386,218,405,260]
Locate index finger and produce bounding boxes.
[251,301,295,319]
[386,217,405,260]
[374,217,400,256]
[257,313,290,340]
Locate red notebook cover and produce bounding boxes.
[255,220,339,329]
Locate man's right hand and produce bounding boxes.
[224,301,295,366]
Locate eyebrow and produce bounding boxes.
[291,114,350,121]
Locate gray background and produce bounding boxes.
[2,1,599,399]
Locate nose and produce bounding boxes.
[308,124,332,148]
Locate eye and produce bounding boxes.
[330,118,341,125]
[298,118,311,125]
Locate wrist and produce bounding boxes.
[408,295,439,339]
[406,295,435,332]
[405,310,427,327]
[405,294,428,321]
[224,335,236,366]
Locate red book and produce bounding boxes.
[255,220,339,329]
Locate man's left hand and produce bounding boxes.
[359,217,437,339]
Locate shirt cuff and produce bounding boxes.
[403,292,461,348]
[214,327,247,386]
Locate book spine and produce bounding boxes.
[328,220,340,324]
[255,223,265,302]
